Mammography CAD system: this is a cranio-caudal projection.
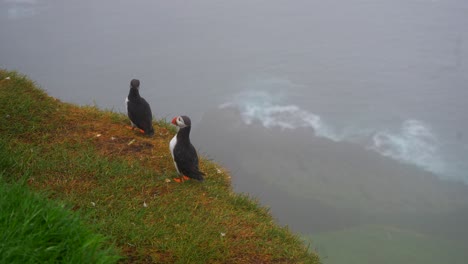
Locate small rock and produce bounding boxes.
[91,202,96,207]
[5,76,10,80]
[143,201,148,208]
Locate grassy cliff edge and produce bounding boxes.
[0,70,320,263]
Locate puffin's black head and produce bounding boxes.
[171,115,191,128]
[130,79,140,89]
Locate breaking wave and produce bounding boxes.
[369,120,446,176]
[220,90,341,141]
[220,89,459,181]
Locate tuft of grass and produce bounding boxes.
[0,69,320,263]
[0,176,120,264]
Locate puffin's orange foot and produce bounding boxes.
[126,125,135,130]
[139,129,145,134]
[173,176,190,183]
[174,177,183,183]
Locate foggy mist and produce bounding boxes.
[1,0,468,263]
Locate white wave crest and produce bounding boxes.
[220,89,454,180]
[369,120,446,176]
[220,90,341,141]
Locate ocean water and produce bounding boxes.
[219,85,466,183]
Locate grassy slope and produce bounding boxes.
[0,176,120,263]
[304,225,468,264]
[0,70,320,263]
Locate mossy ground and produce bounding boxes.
[0,70,320,263]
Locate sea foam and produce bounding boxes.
[220,90,341,141]
[220,89,456,182]
[369,120,446,176]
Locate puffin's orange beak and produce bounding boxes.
[171,117,177,125]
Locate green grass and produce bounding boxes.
[0,138,119,263]
[0,176,120,264]
[303,225,468,264]
[0,70,320,263]
[0,131,120,263]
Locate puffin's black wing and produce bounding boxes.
[127,97,154,136]
[173,143,204,181]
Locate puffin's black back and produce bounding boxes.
[173,124,204,181]
[127,79,154,136]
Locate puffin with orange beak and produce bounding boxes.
[169,115,205,182]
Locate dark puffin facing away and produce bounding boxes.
[170,115,205,182]
[126,79,154,136]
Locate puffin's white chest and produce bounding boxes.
[169,135,177,158]
[125,97,136,127]
[169,135,180,174]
